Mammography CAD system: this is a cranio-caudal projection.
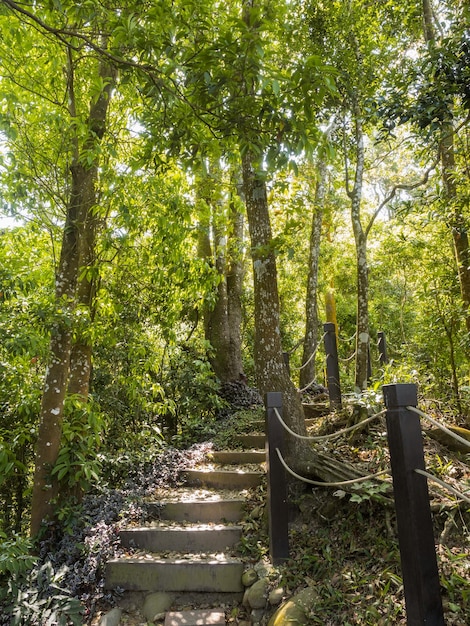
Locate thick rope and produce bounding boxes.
[414,469,470,505]
[339,352,356,363]
[275,448,389,487]
[273,407,385,442]
[291,333,327,371]
[338,331,357,344]
[407,406,470,451]
[298,377,323,394]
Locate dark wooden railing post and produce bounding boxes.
[323,322,342,409]
[378,331,388,365]
[265,392,289,564]
[382,383,444,626]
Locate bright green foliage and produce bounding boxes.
[0,533,36,578]
[0,225,54,533]
[0,1,468,608]
[50,395,105,489]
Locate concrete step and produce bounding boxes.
[183,469,264,490]
[147,500,245,524]
[119,525,242,553]
[164,608,225,626]
[211,450,265,465]
[105,556,244,593]
[234,434,265,449]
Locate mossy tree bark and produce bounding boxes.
[30,52,115,537]
[197,170,244,382]
[300,160,327,391]
[346,95,370,393]
[241,150,308,461]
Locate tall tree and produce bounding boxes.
[31,48,115,535]
[421,0,470,333]
[196,165,245,382]
[0,1,117,533]
[237,0,312,445]
[299,158,328,391]
[306,0,425,392]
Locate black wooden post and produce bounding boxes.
[382,384,444,626]
[378,331,388,365]
[323,322,342,409]
[265,392,289,564]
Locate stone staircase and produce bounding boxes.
[103,434,266,625]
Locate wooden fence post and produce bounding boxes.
[265,392,289,564]
[378,331,388,365]
[382,383,444,626]
[323,322,342,409]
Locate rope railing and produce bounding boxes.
[275,448,389,487]
[407,405,470,451]
[267,383,464,621]
[414,469,470,505]
[337,331,356,343]
[339,351,356,363]
[290,332,327,372]
[273,406,385,442]
[298,377,324,394]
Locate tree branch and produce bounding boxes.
[365,158,439,238]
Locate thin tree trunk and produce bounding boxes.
[30,53,115,536]
[226,190,245,378]
[30,167,84,536]
[442,126,470,333]
[353,224,370,392]
[197,173,244,382]
[67,182,97,398]
[68,57,115,397]
[347,98,370,392]
[300,161,326,390]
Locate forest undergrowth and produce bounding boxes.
[0,397,469,625]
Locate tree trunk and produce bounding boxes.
[241,150,307,460]
[348,100,370,393]
[67,178,97,398]
[325,288,338,329]
[197,174,244,382]
[353,222,370,392]
[226,190,245,378]
[30,54,115,536]
[30,166,84,536]
[442,125,470,334]
[300,161,326,390]
[422,0,470,333]
[68,58,115,397]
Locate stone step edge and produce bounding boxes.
[210,451,265,464]
[164,608,226,626]
[119,525,243,553]
[107,556,244,565]
[182,470,264,489]
[105,557,244,593]
[121,524,243,532]
[145,500,246,523]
